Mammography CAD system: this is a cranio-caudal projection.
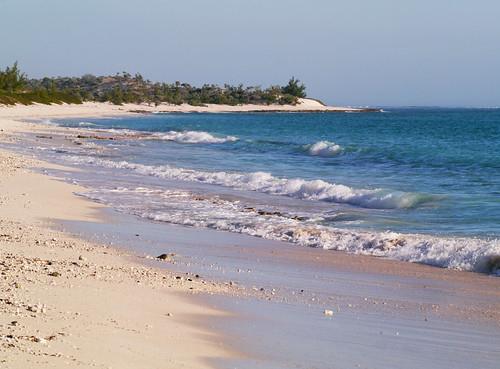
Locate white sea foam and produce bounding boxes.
[95,128,138,135]
[82,187,500,273]
[92,128,238,144]
[78,121,97,127]
[151,130,238,144]
[64,156,432,209]
[305,141,342,157]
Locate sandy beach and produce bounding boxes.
[1,103,499,369]
[0,110,239,367]
[0,100,357,368]
[3,0,499,366]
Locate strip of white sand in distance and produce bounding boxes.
[0,98,370,121]
[0,150,235,366]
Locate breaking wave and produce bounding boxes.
[64,156,435,210]
[81,187,500,273]
[88,128,238,144]
[150,130,238,144]
[304,141,342,157]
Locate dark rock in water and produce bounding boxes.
[257,210,283,217]
[128,109,151,114]
[157,253,176,260]
[76,134,114,140]
[480,255,500,276]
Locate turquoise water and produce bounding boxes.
[20,109,500,272]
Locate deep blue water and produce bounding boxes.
[60,109,500,238]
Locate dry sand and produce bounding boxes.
[0,99,370,121]
[0,111,240,368]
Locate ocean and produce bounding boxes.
[24,108,500,273]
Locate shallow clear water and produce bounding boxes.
[18,109,500,272]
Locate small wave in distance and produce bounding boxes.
[304,141,342,157]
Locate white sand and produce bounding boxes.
[0,98,367,121]
[0,116,237,367]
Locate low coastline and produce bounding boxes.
[0,99,380,120]
[1,103,499,369]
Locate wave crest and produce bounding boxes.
[304,141,342,157]
[64,156,434,210]
[152,131,238,144]
[82,187,500,273]
[80,127,238,144]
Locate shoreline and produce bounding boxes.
[1,104,499,368]
[63,205,500,324]
[1,104,498,285]
[4,108,498,275]
[0,99,380,119]
[60,205,500,368]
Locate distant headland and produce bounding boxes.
[0,63,379,113]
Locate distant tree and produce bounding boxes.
[279,94,298,105]
[0,62,27,93]
[134,73,144,83]
[282,77,306,98]
[110,85,124,105]
[50,79,57,95]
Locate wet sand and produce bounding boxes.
[62,203,500,369]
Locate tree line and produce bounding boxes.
[0,62,82,105]
[0,63,307,106]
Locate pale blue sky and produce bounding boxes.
[1,0,499,106]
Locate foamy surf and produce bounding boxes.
[151,130,238,144]
[80,187,500,273]
[78,121,97,127]
[26,109,500,276]
[304,141,342,157]
[88,127,238,144]
[64,156,434,209]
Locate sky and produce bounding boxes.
[1,0,499,107]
